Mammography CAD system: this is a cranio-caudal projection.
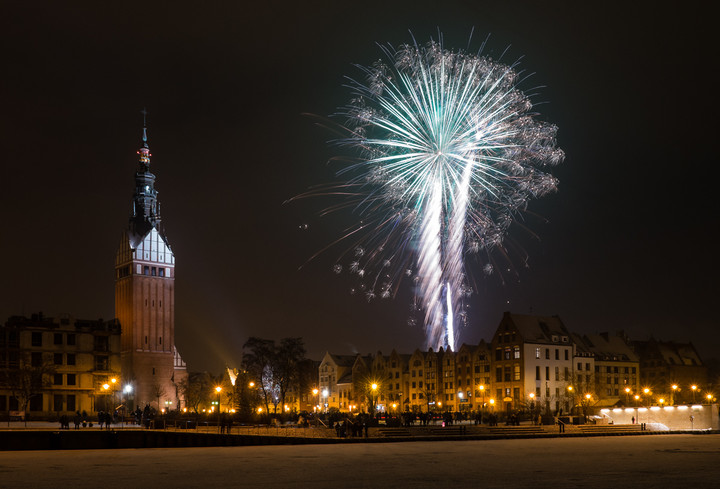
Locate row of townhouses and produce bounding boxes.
[318,312,709,415]
[0,311,710,417]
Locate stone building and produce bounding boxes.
[632,339,708,403]
[491,312,575,414]
[579,332,639,407]
[0,313,121,417]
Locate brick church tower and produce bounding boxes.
[115,116,187,411]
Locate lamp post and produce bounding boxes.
[322,389,329,412]
[528,392,535,417]
[102,383,110,412]
[371,383,378,413]
[583,393,592,419]
[671,384,678,405]
[312,388,319,413]
[123,384,133,427]
[215,386,222,433]
[691,385,697,403]
[478,385,486,413]
[625,387,631,406]
[110,378,118,413]
[567,386,574,415]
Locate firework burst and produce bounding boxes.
[305,35,564,351]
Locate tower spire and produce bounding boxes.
[130,108,161,236]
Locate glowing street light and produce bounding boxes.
[312,388,319,412]
[567,386,576,414]
[691,385,698,403]
[371,383,379,412]
[215,386,223,433]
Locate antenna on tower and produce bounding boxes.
[141,108,148,146]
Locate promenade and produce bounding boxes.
[1,419,713,451]
[1,433,719,488]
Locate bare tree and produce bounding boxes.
[179,372,213,413]
[275,337,306,411]
[0,353,55,426]
[150,381,167,411]
[242,337,276,414]
[242,337,308,415]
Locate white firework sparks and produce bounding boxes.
[308,35,564,351]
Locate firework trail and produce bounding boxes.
[307,36,564,351]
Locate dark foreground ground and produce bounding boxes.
[1,434,718,489]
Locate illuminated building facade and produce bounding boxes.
[491,313,574,414]
[632,339,707,403]
[115,121,187,410]
[578,332,639,407]
[0,313,121,417]
[314,313,710,417]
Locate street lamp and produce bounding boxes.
[371,383,378,413]
[322,389,329,412]
[625,387,631,406]
[528,392,536,419]
[671,384,679,405]
[215,386,222,433]
[102,383,110,412]
[478,385,486,412]
[584,393,592,417]
[123,384,133,427]
[691,385,697,403]
[312,388,319,412]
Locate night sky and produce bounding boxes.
[2,2,717,373]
